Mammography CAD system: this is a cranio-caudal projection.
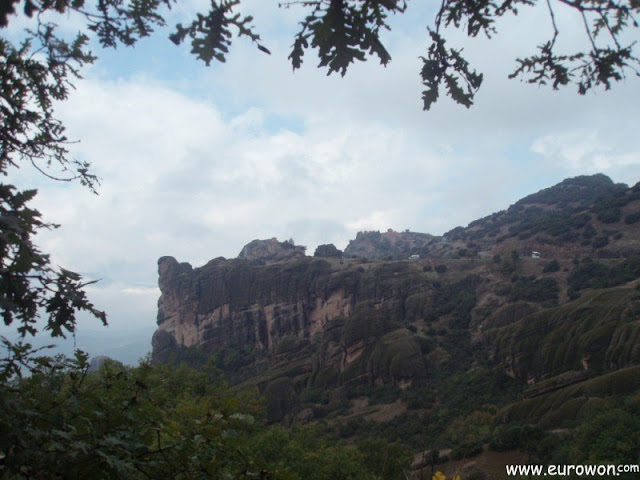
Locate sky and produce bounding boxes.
[3,0,640,362]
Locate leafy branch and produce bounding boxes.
[169,0,271,66]
[509,0,640,94]
[287,0,406,75]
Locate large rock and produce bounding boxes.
[151,256,356,363]
[150,254,434,391]
[344,229,434,260]
[238,238,306,263]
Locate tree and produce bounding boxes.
[0,354,269,478]
[284,0,639,109]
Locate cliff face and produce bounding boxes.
[151,175,640,427]
[153,256,350,358]
[484,287,640,382]
[152,252,435,394]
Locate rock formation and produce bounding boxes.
[152,241,432,391]
[344,229,434,260]
[151,175,640,427]
[238,238,306,263]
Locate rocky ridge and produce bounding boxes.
[151,174,640,427]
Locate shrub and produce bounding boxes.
[624,212,640,224]
[509,277,559,302]
[597,206,621,223]
[451,441,483,460]
[264,378,297,422]
[592,235,609,249]
[582,223,597,239]
[568,258,610,290]
[489,424,522,451]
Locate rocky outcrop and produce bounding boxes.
[151,249,434,390]
[344,229,434,260]
[238,238,306,263]
[313,244,343,258]
[88,355,113,372]
[152,254,347,362]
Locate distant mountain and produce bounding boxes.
[21,326,155,366]
[516,173,627,207]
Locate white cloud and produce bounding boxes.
[25,77,494,282]
[4,0,639,341]
[531,129,640,184]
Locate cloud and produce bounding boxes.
[5,1,639,338]
[26,76,504,275]
[531,129,640,185]
[81,282,160,329]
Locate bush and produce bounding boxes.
[435,264,447,273]
[489,424,522,451]
[543,259,560,273]
[405,388,435,409]
[509,277,559,303]
[567,287,581,300]
[597,207,621,223]
[592,235,609,249]
[624,212,640,224]
[569,255,640,291]
[582,224,597,239]
[568,258,609,290]
[451,440,483,460]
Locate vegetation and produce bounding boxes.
[488,289,640,380]
[0,354,422,479]
[447,175,638,247]
[426,275,477,328]
[1,0,640,474]
[1,355,267,478]
[508,276,559,303]
[3,184,640,477]
[569,255,640,291]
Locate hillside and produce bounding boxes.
[151,174,640,479]
[431,173,640,260]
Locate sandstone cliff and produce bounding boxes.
[152,248,433,395]
[151,175,640,427]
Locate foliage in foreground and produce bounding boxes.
[2,347,640,479]
[0,353,265,478]
[0,353,415,479]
